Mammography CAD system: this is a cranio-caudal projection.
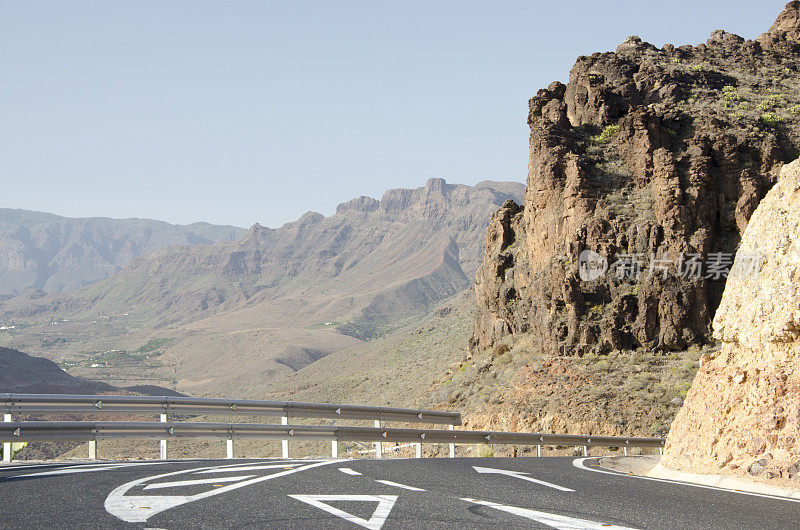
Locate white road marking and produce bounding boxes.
[142,475,255,490]
[472,466,575,492]
[16,462,173,478]
[338,467,363,476]
[289,494,397,530]
[105,459,343,523]
[1,462,99,472]
[194,464,301,473]
[461,498,638,530]
[572,458,800,504]
[375,479,425,491]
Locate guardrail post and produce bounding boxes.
[583,445,588,457]
[281,416,289,459]
[374,420,382,459]
[331,440,338,459]
[623,446,628,456]
[226,439,234,459]
[448,425,455,458]
[659,447,663,456]
[415,442,422,458]
[3,414,11,463]
[160,414,168,460]
[537,445,541,458]
[89,440,97,460]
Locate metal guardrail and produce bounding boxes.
[0,421,664,447]
[0,394,663,462]
[0,394,461,425]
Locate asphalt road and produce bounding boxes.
[0,456,797,529]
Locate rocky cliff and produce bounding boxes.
[472,2,800,358]
[662,159,800,483]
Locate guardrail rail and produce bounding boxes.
[0,394,663,462]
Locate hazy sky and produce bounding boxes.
[1,1,787,228]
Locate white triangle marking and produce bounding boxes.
[289,494,397,529]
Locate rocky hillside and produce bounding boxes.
[0,209,245,296]
[473,2,800,358]
[0,346,115,393]
[0,179,523,395]
[662,159,800,485]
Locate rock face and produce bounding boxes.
[662,160,800,481]
[472,3,800,357]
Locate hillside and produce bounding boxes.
[0,179,523,396]
[0,346,115,394]
[0,209,246,296]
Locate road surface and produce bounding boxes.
[0,456,797,528]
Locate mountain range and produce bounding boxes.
[0,179,523,396]
[0,209,246,297]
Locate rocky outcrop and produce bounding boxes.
[661,160,800,482]
[472,3,800,357]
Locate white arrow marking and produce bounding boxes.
[289,494,397,530]
[461,498,638,530]
[472,466,574,492]
[375,479,425,491]
[339,467,362,476]
[105,459,341,523]
[142,475,254,490]
[194,463,301,473]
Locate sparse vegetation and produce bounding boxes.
[136,337,174,353]
[757,94,783,111]
[721,85,740,101]
[492,343,511,358]
[594,124,620,144]
[760,112,784,127]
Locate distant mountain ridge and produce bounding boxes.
[0,209,246,296]
[1,179,524,395]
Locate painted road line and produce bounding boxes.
[142,475,255,490]
[16,462,173,478]
[461,498,638,530]
[105,459,344,523]
[472,466,575,492]
[572,458,800,504]
[375,479,425,491]
[289,494,397,530]
[339,467,363,476]
[0,462,112,472]
[194,463,302,473]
